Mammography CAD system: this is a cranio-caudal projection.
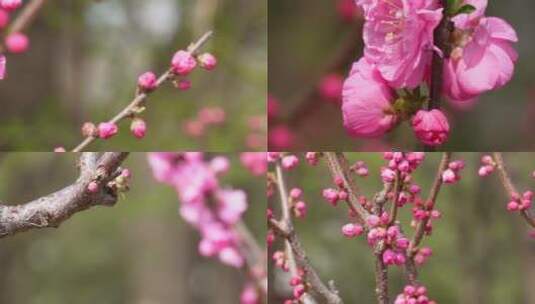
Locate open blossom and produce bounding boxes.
[342,58,397,138]
[1,0,22,11]
[443,0,518,102]
[359,0,443,88]
[411,109,450,146]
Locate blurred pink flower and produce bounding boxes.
[318,73,343,103]
[0,54,5,79]
[268,125,295,149]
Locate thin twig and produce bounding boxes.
[324,152,371,224]
[71,31,213,152]
[425,0,452,151]
[274,163,343,304]
[493,153,535,228]
[405,152,451,283]
[408,152,451,255]
[0,0,47,53]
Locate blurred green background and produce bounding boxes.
[0,0,266,151]
[269,0,535,151]
[268,153,535,303]
[0,152,265,304]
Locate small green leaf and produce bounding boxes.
[446,0,460,14]
[456,4,476,15]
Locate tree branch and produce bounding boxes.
[70,31,213,152]
[0,0,47,53]
[405,152,451,282]
[0,152,129,238]
[492,153,535,228]
[274,163,343,304]
[425,0,452,151]
[324,152,371,224]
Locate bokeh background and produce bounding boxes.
[268,152,535,303]
[0,152,265,304]
[0,0,266,151]
[269,0,535,151]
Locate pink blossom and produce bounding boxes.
[268,125,295,149]
[444,4,518,102]
[441,169,456,184]
[199,106,225,124]
[219,247,244,268]
[342,223,363,238]
[5,32,29,53]
[87,181,99,193]
[240,284,260,304]
[175,79,191,91]
[130,118,147,139]
[359,0,443,88]
[217,189,247,225]
[98,122,118,139]
[0,54,5,80]
[267,94,280,120]
[281,155,299,170]
[0,0,21,11]
[411,109,450,146]
[240,152,267,176]
[137,71,157,91]
[198,52,217,70]
[322,188,339,206]
[0,9,8,29]
[171,50,197,75]
[210,156,230,174]
[53,146,66,152]
[318,73,343,103]
[342,58,397,138]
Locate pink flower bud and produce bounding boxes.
[305,152,319,165]
[341,223,363,238]
[121,168,131,178]
[130,118,147,139]
[441,169,456,184]
[171,50,197,75]
[383,249,396,265]
[293,284,305,298]
[5,32,29,53]
[87,181,99,193]
[281,155,299,170]
[289,188,302,199]
[175,79,191,91]
[198,52,217,70]
[294,201,307,218]
[240,284,259,304]
[338,190,348,201]
[507,201,519,211]
[137,71,157,91]
[411,109,450,147]
[98,122,118,139]
[54,146,66,152]
[322,188,339,206]
[81,122,98,137]
[381,168,396,183]
[1,0,21,11]
[367,215,380,227]
[318,73,343,102]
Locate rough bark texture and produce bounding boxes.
[0,152,129,238]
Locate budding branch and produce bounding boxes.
[0,152,129,238]
[71,31,213,152]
